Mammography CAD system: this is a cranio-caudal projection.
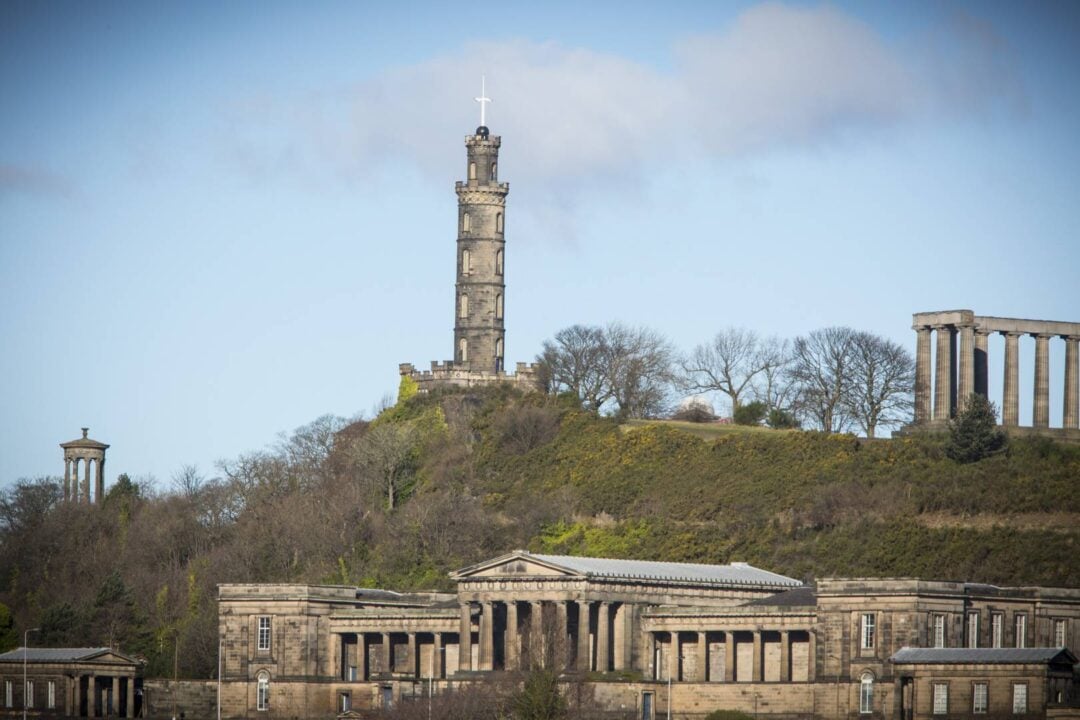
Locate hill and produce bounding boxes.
[1,384,1078,679]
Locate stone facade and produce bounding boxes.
[399,122,542,396]
[216,552,1080,719]
[0,647,140,718]
[911,310,1080,440]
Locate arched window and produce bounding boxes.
[458,338,468,363]
[495,212,504,233]
[462,212,470,232]
[461,249,471,275]
[495,294,503,320]
[496,338,504,371]
[459,294,468,319]
[257,672,270,712]
[491,162,497,180]
[495,249,504,276]
[468,162,476,180]
[859,673,874,714]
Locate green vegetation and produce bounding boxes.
[2,384,1078,678]
[947,394,1008,463]
[733,400,768,426]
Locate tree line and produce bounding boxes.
[538,323,915,437]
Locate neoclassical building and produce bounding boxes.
[216,551,1080,719]
[0,647,140,718]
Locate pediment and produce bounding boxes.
[452,552,582,580]
[83,650,137,666]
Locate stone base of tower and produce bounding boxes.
[399,361,542,394]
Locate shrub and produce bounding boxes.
[733,401,767,426]
[767,408,800,429]
[946,394,1007,463]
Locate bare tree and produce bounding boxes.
[170,464,205,498]
[844,331,915,437]
[348,422,419,510]
[538,325,610,412]
[601,323,677,419]
[753,336,797,412]
[790,327,857,433]
[538,323,675,419]
[681,328,771,415]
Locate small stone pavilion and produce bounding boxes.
[60,428,110,504]
[0,647,140,718]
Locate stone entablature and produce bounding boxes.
[911,309,1080,435]
[60,427,109,504]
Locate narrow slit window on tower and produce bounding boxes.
[462,212,470,232]
[459,294,469,319]
[496,212,503,233]
[459,338,468,363]
[469,162,476,180]
[495,249,504,276]
[462,249,471,275]
[496,294,503,320]
[491,162,497,180]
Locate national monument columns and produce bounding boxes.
[912,310,1080,433]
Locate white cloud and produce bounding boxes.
[215,3,1021,238]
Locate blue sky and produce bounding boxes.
[2,0,1079,489]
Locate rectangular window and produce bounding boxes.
[256,675,269,711]
[933,683,948,715]
[861,613,876,650]
[1014,615,1026,648]
[992,613,1004,648]
[339,693,351,713]
[973,683,988,714]
[4,680,10,708]
[25,681,33,708]
[933,614,946,648]
[1012,683,1027,714]
[257,617,271,652]
[47,681,56,710]
[1054,619,1067,647]
[967,612,979,648]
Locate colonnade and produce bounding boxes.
[64,456,106,503]
[647,629,813,683]
[913,311,1080,429]
[460,598,634,674]
[70,674,135,717]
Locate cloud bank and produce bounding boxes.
[218,3,1022,237]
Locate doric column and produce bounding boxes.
[1065,336,1080,429]
[88,676,97,717]
[359,633,368,680]
[697,632,708,682]
[556,601,569,668]
[724,633,735,682]
[74,676,82,717]
[530,601,544,669]
[506,601,519,671]
[433,632,443,679]
[64,460,71,502]
[382,633,392,674]
[111,677,119,715]
[576,601,591,671]
[974,330,990,398]
[407,633,418,677]
[914,326,932,423]
[780,631,791,683]
[124,677,133,718]
[596,603,611,672]
[480,601,494,671]
[83,459,91,502]
[1003,332,1021,426]
[957,324,975,411]
[752,631,763,682]
[1034,334,1051,428]
[933,325,954,421]
[96,458,105,505]
[648,633,658,680]
[670,632,680,682]
[458,604,472,673]
[808,630,817,682]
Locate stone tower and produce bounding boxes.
[60,427,110,504]
[453,125,508,372]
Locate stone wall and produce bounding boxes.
[143,680,218,720]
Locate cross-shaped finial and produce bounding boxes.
[475,75,491,127]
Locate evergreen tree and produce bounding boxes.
[946,394,1008,463]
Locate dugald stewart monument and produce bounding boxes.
[2,81,1080,720]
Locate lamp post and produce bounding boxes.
[23,628,40,720]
